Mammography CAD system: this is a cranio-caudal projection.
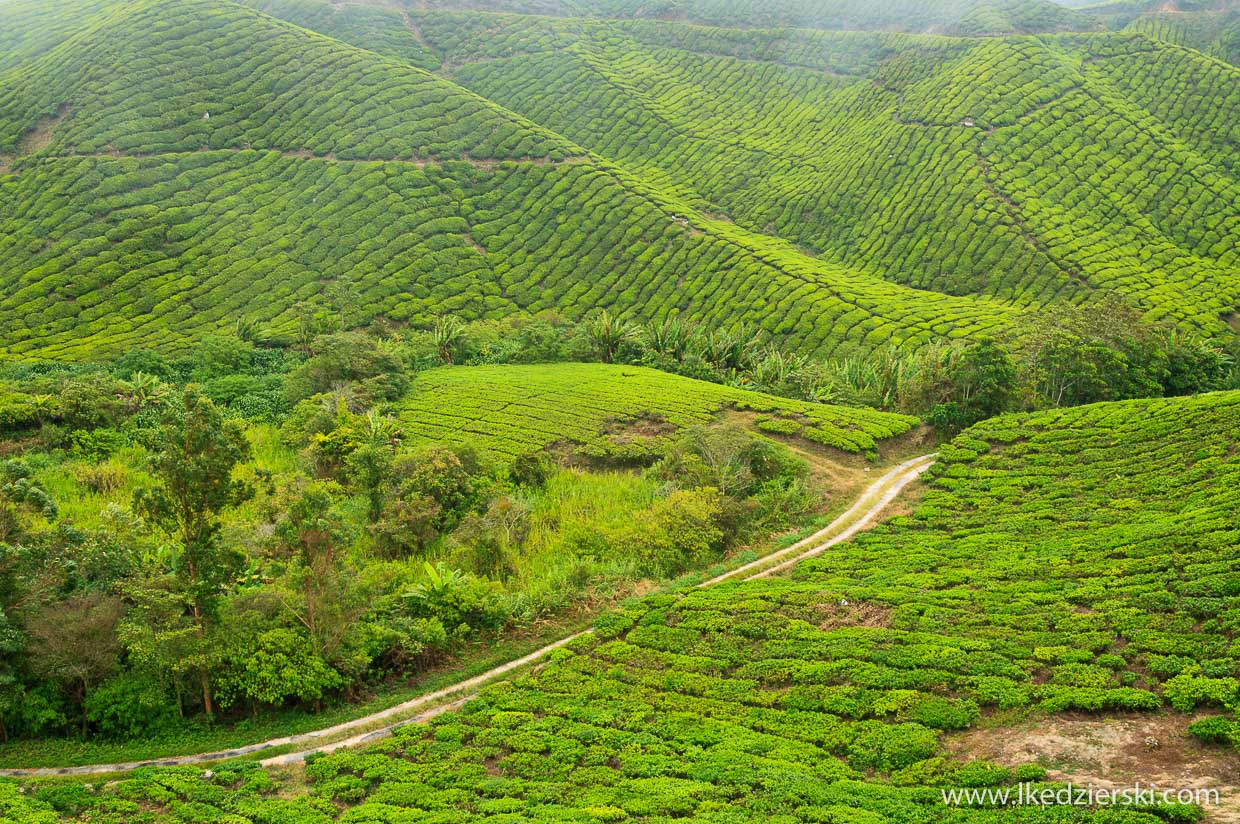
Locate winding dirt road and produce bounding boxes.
[0,452,936,778]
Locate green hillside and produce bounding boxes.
[0,0,1235,361]
[400,0,1099,35]
[0,150,1014,359]
[400,363,920,458]
[0,0,570,158]
[1071,0,1240,65]
[19,389,1239,820]
[422,16,1239,332]
[1126,10,1240,63]
[0,0,1029,361]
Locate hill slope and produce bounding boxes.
[22,389,1240,820]
[0,0,1235,362]
[0,0,1020,360]
[399,363,920,458]
[389,0,1099,35]
[421,15,1240,334]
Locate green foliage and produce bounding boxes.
[82,672,177,740]
[216,628,343,709]
[133,387,254,715]
[903,338,1017,432]
[404,561,513,637]
[399,363,918,461]
[284,332,406,403]
[616,486,725,577]
[145,389,1230,822]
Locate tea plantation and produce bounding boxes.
[0,0,1236,360]
[395,0,1099,35]
[400,363,920,459]
[12,391,1237,821]
[425,16,1239,332]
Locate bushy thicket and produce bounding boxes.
[0,333,845,745]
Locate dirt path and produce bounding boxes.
[0,453,937,778]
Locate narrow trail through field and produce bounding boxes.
[0,453,936,778]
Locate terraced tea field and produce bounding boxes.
[0,0,1236,360]
[0,0,1236,817]
[401,363,921,459]
[17,391,1237,822]
[427,17,1240,332]
[400,0,1099,34]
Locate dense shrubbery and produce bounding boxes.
[0,342,863,747]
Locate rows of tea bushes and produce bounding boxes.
[1124,11,1240,65]
[0,0,570,159]
[30,391,1238,822]
[411,0,1096,35]
[425,17,1239,336]
[239,0,441,70]
[979,38,1239,333]
[400,363,920,459]
[1,0,1233,362]
[1083,36,1240,173]
[0,0,113,75]
[0,151,1012,360]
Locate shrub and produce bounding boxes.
[83,672,178,739]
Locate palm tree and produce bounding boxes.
[643,315,695,362]
[700,324,762,373]
[233,317,269,345]
[362,410,403,447]
[586,309,632,363]
[29,394,57,424]
[122,372,168,411]
[432,315,466,365]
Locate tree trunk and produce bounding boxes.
[192,598,214,717]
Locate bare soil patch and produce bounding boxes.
[602,412,676,444]
[18,104,70,155]
[812,599,893,630]
[947,714,1240,822]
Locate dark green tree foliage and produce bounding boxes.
[904,338,1017,431]
[284,332,406,403]
[271,483,368,697]
[134,388,253,715]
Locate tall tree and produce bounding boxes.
[272,482,365,709]
[26,593,122,735]
[135,388,252,716]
